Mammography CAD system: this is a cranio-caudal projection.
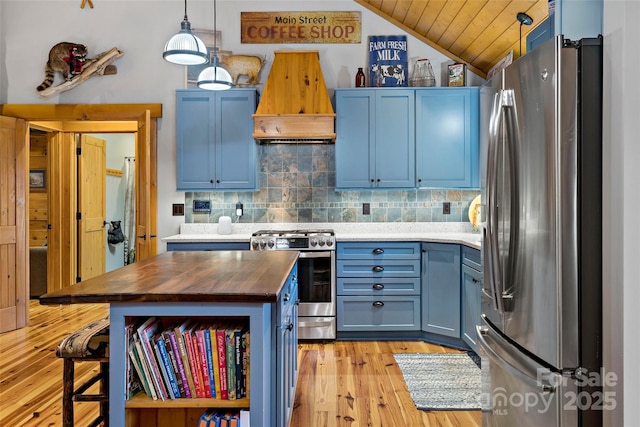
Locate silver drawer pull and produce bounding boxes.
[372,301,384,307]
[372,266,384,272]
[372,283,384,290]
[373,248,384,254]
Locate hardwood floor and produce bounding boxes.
[0,301,481,427]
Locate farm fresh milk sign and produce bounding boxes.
[369,35,408,87]
[241,12,361,44]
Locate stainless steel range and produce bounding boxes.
[251,229,336,340]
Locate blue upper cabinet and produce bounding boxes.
[526,15,554,53]
[335,88,415,189]
[176,89,258,191]
[415,87,479,188]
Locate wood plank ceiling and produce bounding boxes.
[354,0,549,78]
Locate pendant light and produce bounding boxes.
[197,0,234,90]
[163,0,208,65]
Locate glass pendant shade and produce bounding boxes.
[197,62,233,90]
[163,19,208,65]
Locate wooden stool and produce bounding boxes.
[56,317,110,427]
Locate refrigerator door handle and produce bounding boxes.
[501,90,521,311]
[477,323,557,394]
[486,92,503,312]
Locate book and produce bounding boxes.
[203,327,217,398]
[210,324,222,399]
[163,330,187,398]
[234,326,247,399]
[225,327,237,400]
[198,408,215,427]
[184,323,205,398]
[155,334,181,398]
[368,35,408,87]
[241,329,250,398]
[125,324,143,399]
[153,338,176,399]
[132,334,158,400]
[195,327,213,398]
[174,319,196,398]
[215,327,229,400]
[128,337,153,398]
[240,409,250,427]
[136,317,168,400]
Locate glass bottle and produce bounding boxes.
[355,68,366,87]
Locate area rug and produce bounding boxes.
[394,352,482,411]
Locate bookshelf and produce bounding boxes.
[108,265,298,427]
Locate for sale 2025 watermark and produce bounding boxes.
[484,368,618,416]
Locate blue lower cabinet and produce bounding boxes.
[336,242,421,335]
[421,243,461,338]
[337,295,420,331]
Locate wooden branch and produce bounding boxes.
[38,47,124,98]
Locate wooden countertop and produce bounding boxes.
[39,251,299,305]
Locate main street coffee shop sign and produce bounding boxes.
[241,11,361,44]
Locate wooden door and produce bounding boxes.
[0,116,28,333]
[78,135,106,281]
[135,110,157,260]
[47,131,77,291]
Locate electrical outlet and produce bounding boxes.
[172,203,184,216]
[363,203,370,215]
[443,202,451,215]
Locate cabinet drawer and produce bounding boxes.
[337,277,420,296]
[337,259,421,278]
[462,246,482,271]
[337,296,420,331]
[337,242,421,260]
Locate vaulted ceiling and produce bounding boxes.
[353,0,549,78]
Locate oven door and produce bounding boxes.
[296,250,336,340]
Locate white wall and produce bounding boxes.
[0,0,483,253]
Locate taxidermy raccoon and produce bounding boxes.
[36,42,88,92]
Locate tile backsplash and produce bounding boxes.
[185,144,479,224]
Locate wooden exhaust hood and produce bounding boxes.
[253,50,336,142]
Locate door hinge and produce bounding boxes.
[76,276,81,283]
[76,147,81,155]
[76,212,81,220]
[47,224,52,230]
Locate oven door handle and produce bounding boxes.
[297,251,333,258]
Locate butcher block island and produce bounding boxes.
[40,251,300,427]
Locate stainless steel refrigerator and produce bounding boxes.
[478,35,603,427]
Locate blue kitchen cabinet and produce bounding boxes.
[461,246,482,353]
[421,242,461,338]
[526,15,554,53]
[176,89,257,191]
[335,89,415,189]
[415,87,479,188]
[336,242,421,333]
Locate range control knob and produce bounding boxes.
[326,239,334,247]
[310,238,318,247]
[268,239,275,248]
[318,238,326,247]
[251,240,259,250]
[259,239,267,250]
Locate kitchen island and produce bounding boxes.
[39,250,300,427]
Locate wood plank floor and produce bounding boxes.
[0,301,481,427]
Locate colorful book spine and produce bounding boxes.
[195,328,212,398]
[155,335,180,398]
[215,328,229,400]
[133,335,158,400]
[203,328,217,398]
[163,331,186,398]
[225,328,237,400]
[128,340,153,398]
[174,321,196,398]
[210,325,222,399]
[184,327,204,398]
[137,317,168,400]
[153,339,175,399]
[241,330,250,399]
